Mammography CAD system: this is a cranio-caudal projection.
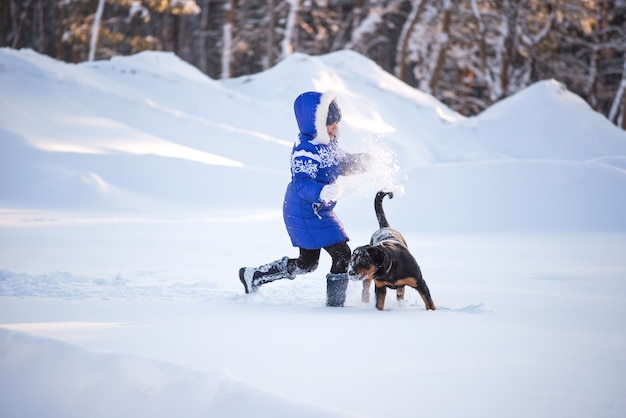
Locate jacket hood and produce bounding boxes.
[293,91,338,145]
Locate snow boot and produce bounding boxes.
[326,273,349,307]
[239,256,295,293]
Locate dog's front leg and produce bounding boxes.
[396,286,405,301]
[374,284,387,311]
[362,277,372,303]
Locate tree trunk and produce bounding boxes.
[499,1,519,99]
[11,0,34,48]
[609,58,626,127]
[88,0,106,62]
[266,0,276,69]
[428,0,452,93]
[622,94,626,130]
[470,0,488,79]
[396,0,427,82]
[221,0,235,78]
[54,1,62,59]
[198,0,211,73]
[34,0,44,53]
[281,0,299,59]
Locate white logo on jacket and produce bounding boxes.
[291,146,341,178]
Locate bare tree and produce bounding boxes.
[345,3,383,52]
[609,54,626,129]
[427,0,453,94]
[10,0,34,48]
[403,0,454,94]
[222,0,235,78]
[197,0,212,73]
[88,0,106,61]
[551,0,625,117]
[396,0,428,82]
[281,0,299,58]
[265,0,277,68]
[1,0,624,128]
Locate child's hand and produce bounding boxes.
[320,183,342,202]
[359,153,373,171]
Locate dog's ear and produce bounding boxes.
[350,246,367,265]
[367,246,386,267]
[351,246,364,258]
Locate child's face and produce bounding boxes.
[326,122,339,140]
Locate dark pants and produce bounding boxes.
[287,241,351,275]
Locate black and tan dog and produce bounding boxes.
[348,191,436,311]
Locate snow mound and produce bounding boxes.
[473,79,626,160]
[1,47,625,231]
[0,329,352,418]
[87,50,216,83]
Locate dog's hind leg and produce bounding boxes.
[393,277,436,311]
[395,286,405,301]
[413,278,436,311]
[419,293,436,310]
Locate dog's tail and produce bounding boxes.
[374,191,393,228]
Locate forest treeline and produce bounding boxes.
[2,0,625,128]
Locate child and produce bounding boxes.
[239,91,371,307]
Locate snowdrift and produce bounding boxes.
[0,329,352,418]
[1,47,626,231]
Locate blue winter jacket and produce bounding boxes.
[283,92,368,250]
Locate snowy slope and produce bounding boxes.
[2,47,626,229]
[0,329,356,418]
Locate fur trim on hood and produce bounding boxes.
[293,91,339,145]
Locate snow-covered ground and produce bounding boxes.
[1,48,625,418]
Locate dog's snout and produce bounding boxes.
[347,265,364,281]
